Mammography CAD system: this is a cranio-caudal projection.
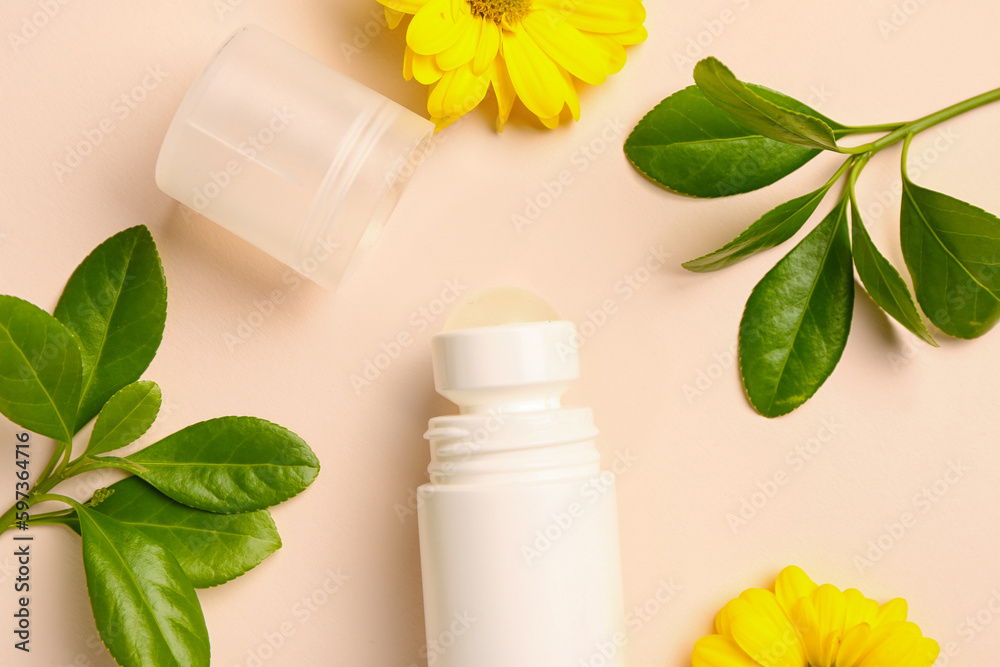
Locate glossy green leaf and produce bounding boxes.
[900,177,1000,339]
[739,199,855,417]
[123,417,320,513]
[851,198,937,346]
[75,502,210,667]
[54,225,167,431]
[86,381,161,456]
[684,184,832,272]
[625,85,826,198]
[85,477,281,588]
[0,296,81,441]
[693,57,839,151]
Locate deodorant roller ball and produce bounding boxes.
[443,286,562,331]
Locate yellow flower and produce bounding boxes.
[378,0,647,130]
[693,566,940,667]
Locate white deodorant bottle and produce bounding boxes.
[417,287,628,667]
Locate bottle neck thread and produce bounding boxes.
[424,407,599,486]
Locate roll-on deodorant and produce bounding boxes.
[417,287,628,667]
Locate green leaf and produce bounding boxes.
[123,417,320,513]
[739,199,855,417]
[900,177,1000,339]
[0,296,81,441]
[693,57,839,151]
[86,381,162,456]
[683,184,832,272]
[851,198,938,346]
[75,502,210,667]
[54,225,167,431]
[625,86,828,198]
[85,477,281,588]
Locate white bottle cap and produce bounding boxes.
[431,287,579,413]
[155,25,434,291]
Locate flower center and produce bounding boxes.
[467,0,531,24]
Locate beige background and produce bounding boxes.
[2,0,1000,665]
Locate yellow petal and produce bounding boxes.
[774,566,817,619]
[587,34,627,75]
[521,8,618,85]
[902,637,940,667]
[609,24,648,45]
[558,66,580,121]
[842,589,878,628]
[500,28,565,119]
[835,623,872,667]
[473,19,501,74]
[715,598,755,639]
[858,622,921,666]
[536,0,646,34]
[385,6,407,29]
[730,588,807,667]
[403,46,415,80]
[407,0,470,56]
[379,0,429,14]
[432,115,462,132]
[540,114,560,129]
[873,598,908,626]
[693,635,761,667]
[489,59,515,132]
[427,62,490,119]
[437,15,480,70]
[809,585,848,666]
[412,51,444,83]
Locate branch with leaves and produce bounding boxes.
[0,226,320,666]
[625,58,1000,417]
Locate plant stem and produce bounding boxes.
[825,155,858,189]
[0,437,69,532]
[840,121,907,135]
[32,440,66,491]
[839,86,1000,155]
[848,153,873,195]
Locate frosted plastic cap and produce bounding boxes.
[155,25,434,290]
[432,288,579,413]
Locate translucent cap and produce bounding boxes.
[155,25,434,290]
[432,287,579,413]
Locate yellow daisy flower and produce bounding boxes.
[378,0,647,130]
[693,566,940,667]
